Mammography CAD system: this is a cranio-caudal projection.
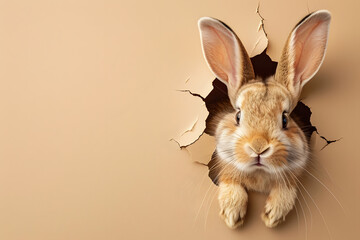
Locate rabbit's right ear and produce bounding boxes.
[198,17,255,107]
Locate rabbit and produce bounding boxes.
[197,10,331,228]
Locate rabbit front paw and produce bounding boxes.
[218,182,248,229]
[219,202,245,228]
[261,186,297,228]
[261,201,286,228]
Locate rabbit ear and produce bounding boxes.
[275,10,331,103]
[198,17,255,106]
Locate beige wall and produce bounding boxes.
[0,0,359,239]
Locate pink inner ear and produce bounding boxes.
[293,18,329,86]
[200,20,241,88]
[202,31,229,83]
[208,26,238,87]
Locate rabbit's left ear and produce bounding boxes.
[275,10,331,103]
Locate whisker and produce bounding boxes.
[288,169,333,240]
[291,161,345,212]
[193,159,236,225]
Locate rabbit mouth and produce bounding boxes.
[252,156,266,167]
[252,163,266,168]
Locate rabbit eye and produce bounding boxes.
[282,112,288,129]
[236,111,241,125]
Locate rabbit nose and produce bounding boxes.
[249,137,270,155]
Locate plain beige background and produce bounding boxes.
[0,0,359,239]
